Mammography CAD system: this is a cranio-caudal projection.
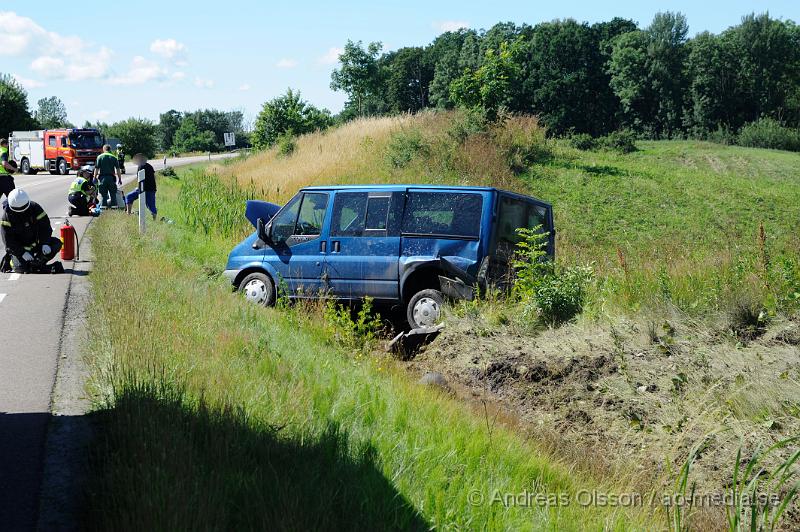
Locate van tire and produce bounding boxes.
[238,272,275,307]
[406,289,444,329]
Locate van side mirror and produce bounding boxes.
[254,218,273,249]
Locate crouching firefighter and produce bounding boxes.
[0,189,64,274]
[68,173,96,216]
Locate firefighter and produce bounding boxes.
[0,138,18,201]
[67,173,96,216]
[94,144,122,208]
[116,143,126,174]
[0,189,63,274]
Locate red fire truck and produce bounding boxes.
[8,128,105,175]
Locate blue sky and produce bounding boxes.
[2,1,798,126]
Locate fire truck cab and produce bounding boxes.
[9,128,105,175]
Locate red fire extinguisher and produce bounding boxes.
[61,220,77,261]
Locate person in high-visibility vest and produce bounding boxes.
[94,144,122,208]
[67,174,95,216]
[0,189,63,274]
[0,138,18,201]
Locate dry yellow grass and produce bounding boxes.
[213,110,539,204]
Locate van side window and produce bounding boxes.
[365,196,390,230]
[48,136,56,147]
[331,193,367,236]
[402,192,482,238]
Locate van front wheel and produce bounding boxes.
[406,289,444,329]
[238,272,275,307]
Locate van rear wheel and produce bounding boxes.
[238,272,275,307]
[406,289,444,329]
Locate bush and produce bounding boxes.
[447,107,489,144]
[493,115,550,173]
[705,126,737,145]
[277,134,297,158]
[385,129,430,168]
[598,130,637,153]
[569,133,597,151]
[512,228,593,325]
[737,118,800,152]
[160,166,177,178]
[527,266,594,325]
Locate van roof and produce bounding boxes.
[301,184,551,206]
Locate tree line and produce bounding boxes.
[328,12,800,139]
[0,75,249,158]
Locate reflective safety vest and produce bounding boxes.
[0,146,10,176]
[70,177,89,196]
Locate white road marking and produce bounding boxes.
[0,294,5,304]
[8,273,20,281]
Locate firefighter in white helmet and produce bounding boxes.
[0,189,63,273]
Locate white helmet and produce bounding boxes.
[7,188,30,212]
[116,144,122,148]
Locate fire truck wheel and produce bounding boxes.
[20,158,30,175]
[57,158,68,175]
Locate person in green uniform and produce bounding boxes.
[0,138,18,201]
[94,144,122,208]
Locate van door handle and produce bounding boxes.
[320,241,327,253]
[332,241,340,253]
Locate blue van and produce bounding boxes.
[223,185,554,328]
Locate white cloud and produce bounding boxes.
[276,58,298,69]
[11,73,45,89]
[238,83,251,91]
[1,12,113,80]
[318,47,343,65]
[170,71,186,81]
[108,56,168,85]
[150,38,188,65]
[194,76,215,89]
[434,20,470,32]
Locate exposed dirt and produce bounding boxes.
[407,313,800,528]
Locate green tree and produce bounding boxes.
[520,20,630,135]
[158,110,182,151]
[172,116,216,152]
[608,12,689,136]
[34,96,69,129]
[105,118,158,158]
[330,40,385,116]
[450,40,523,120]
[252,89,333,149]
[428,29,477,108]
[382,47,434,113]
[0,74,35,132]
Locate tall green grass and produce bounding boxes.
[83,207,647,530]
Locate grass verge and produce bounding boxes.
[82,180,648,529]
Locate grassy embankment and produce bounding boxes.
[83,110,800,529]
[83,174,643,528]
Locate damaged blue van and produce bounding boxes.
[223,185,554,328]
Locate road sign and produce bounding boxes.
[223,132,236,147]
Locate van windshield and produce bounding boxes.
[402,192,482,238]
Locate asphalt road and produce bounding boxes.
[0,153,234,530]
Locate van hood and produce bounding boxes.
[245,200,281,229]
